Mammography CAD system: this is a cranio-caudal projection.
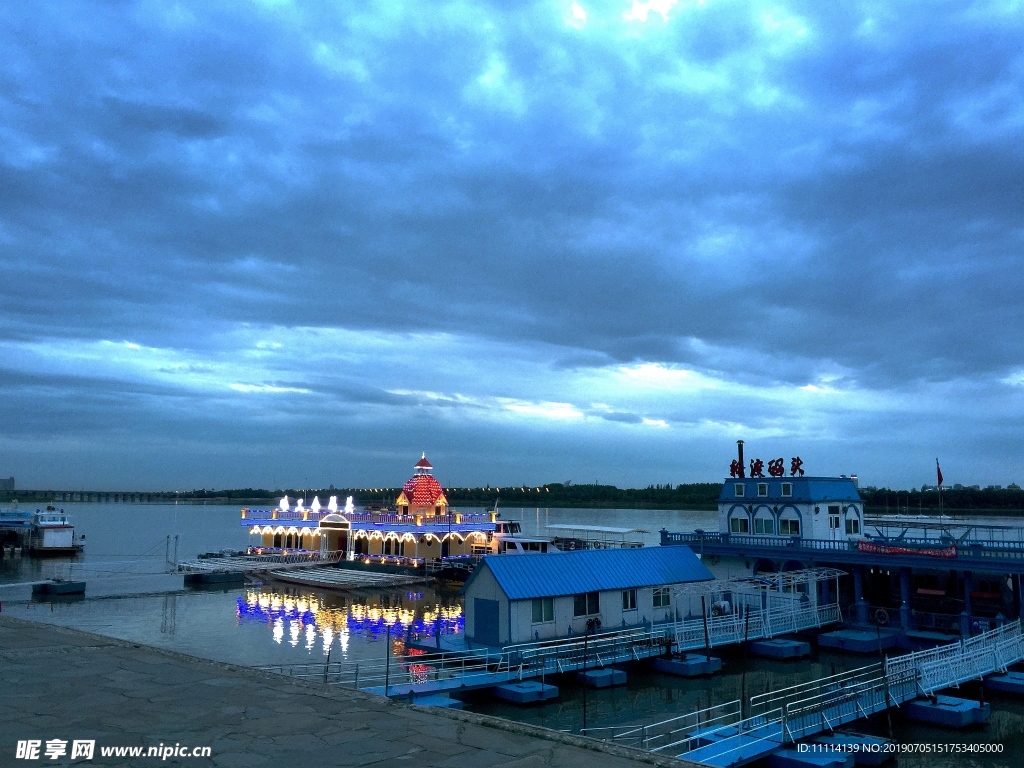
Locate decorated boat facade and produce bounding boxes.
[241,455,498,567]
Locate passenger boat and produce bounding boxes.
[29,506,85,556]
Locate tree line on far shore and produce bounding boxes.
[5,482,1024,514]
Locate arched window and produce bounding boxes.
[845,507,861,535]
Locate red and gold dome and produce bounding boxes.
[396,454,448,516]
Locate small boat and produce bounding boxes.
[29,506,84,556]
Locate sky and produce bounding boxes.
[2,0,1023,492]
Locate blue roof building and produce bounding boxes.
[715,476,864,546]
[461,547,713,647]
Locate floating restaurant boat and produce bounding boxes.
[661,440,1024,639]
[29,506,84,556]
[242,455,501,567]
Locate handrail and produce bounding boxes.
[603,618,1024,761]
[178,549,345,572]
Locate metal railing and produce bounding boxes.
[259,648,513,694]
[256,597,845,703]
[580,700,745,752]
[177,549,345,573]
[592,618,1024,762]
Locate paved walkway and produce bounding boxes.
[0,616,695,768]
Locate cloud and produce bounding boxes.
[1,1,1023,488]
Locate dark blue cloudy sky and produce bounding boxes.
[2,0,1023,491]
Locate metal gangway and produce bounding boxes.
[177,549,345,574]
[586,619,1024,767]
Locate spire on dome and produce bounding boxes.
[414,453,433,475]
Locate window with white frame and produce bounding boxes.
[653,587,671,608]
[780,517,800,535]
[735,483,745,497]
[754,516,774,535]
[781,483,792,497]
[846,514,861,535]
[757,483,768,497]
[730,515,749,533]
[532,597,554,623]
[573,591,600,617]
[622,589,637,611]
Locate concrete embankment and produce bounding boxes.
[0,616,695,768]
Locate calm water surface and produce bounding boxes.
[2,503,1020,766]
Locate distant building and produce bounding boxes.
[0,477,13,492]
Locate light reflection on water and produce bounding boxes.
[235,587,464,660]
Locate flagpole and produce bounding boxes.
[936,458,944,521]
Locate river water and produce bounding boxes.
[1,502,1020,766]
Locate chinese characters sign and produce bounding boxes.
[730,456,805,478]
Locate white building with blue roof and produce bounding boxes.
[719,476,864,547]
[460,547,714,647]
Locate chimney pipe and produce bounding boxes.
[737,440,744,468]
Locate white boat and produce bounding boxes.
[494,520,560,554]
[29,506,84,556]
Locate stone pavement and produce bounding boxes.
[0,616,697,768]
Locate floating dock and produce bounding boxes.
[817,629,899,654]
[904,695,990,727]
[491,681,559,704]
[32,580,86,596]
[184,571,245,587]
[749,637,811,659]
[651,653,722,677]
[578,668,627,688]
[984,670,1024,695]
[767,748,853,768]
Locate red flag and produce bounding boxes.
[936,459,943,487]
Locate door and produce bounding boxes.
[474,598,500,646]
